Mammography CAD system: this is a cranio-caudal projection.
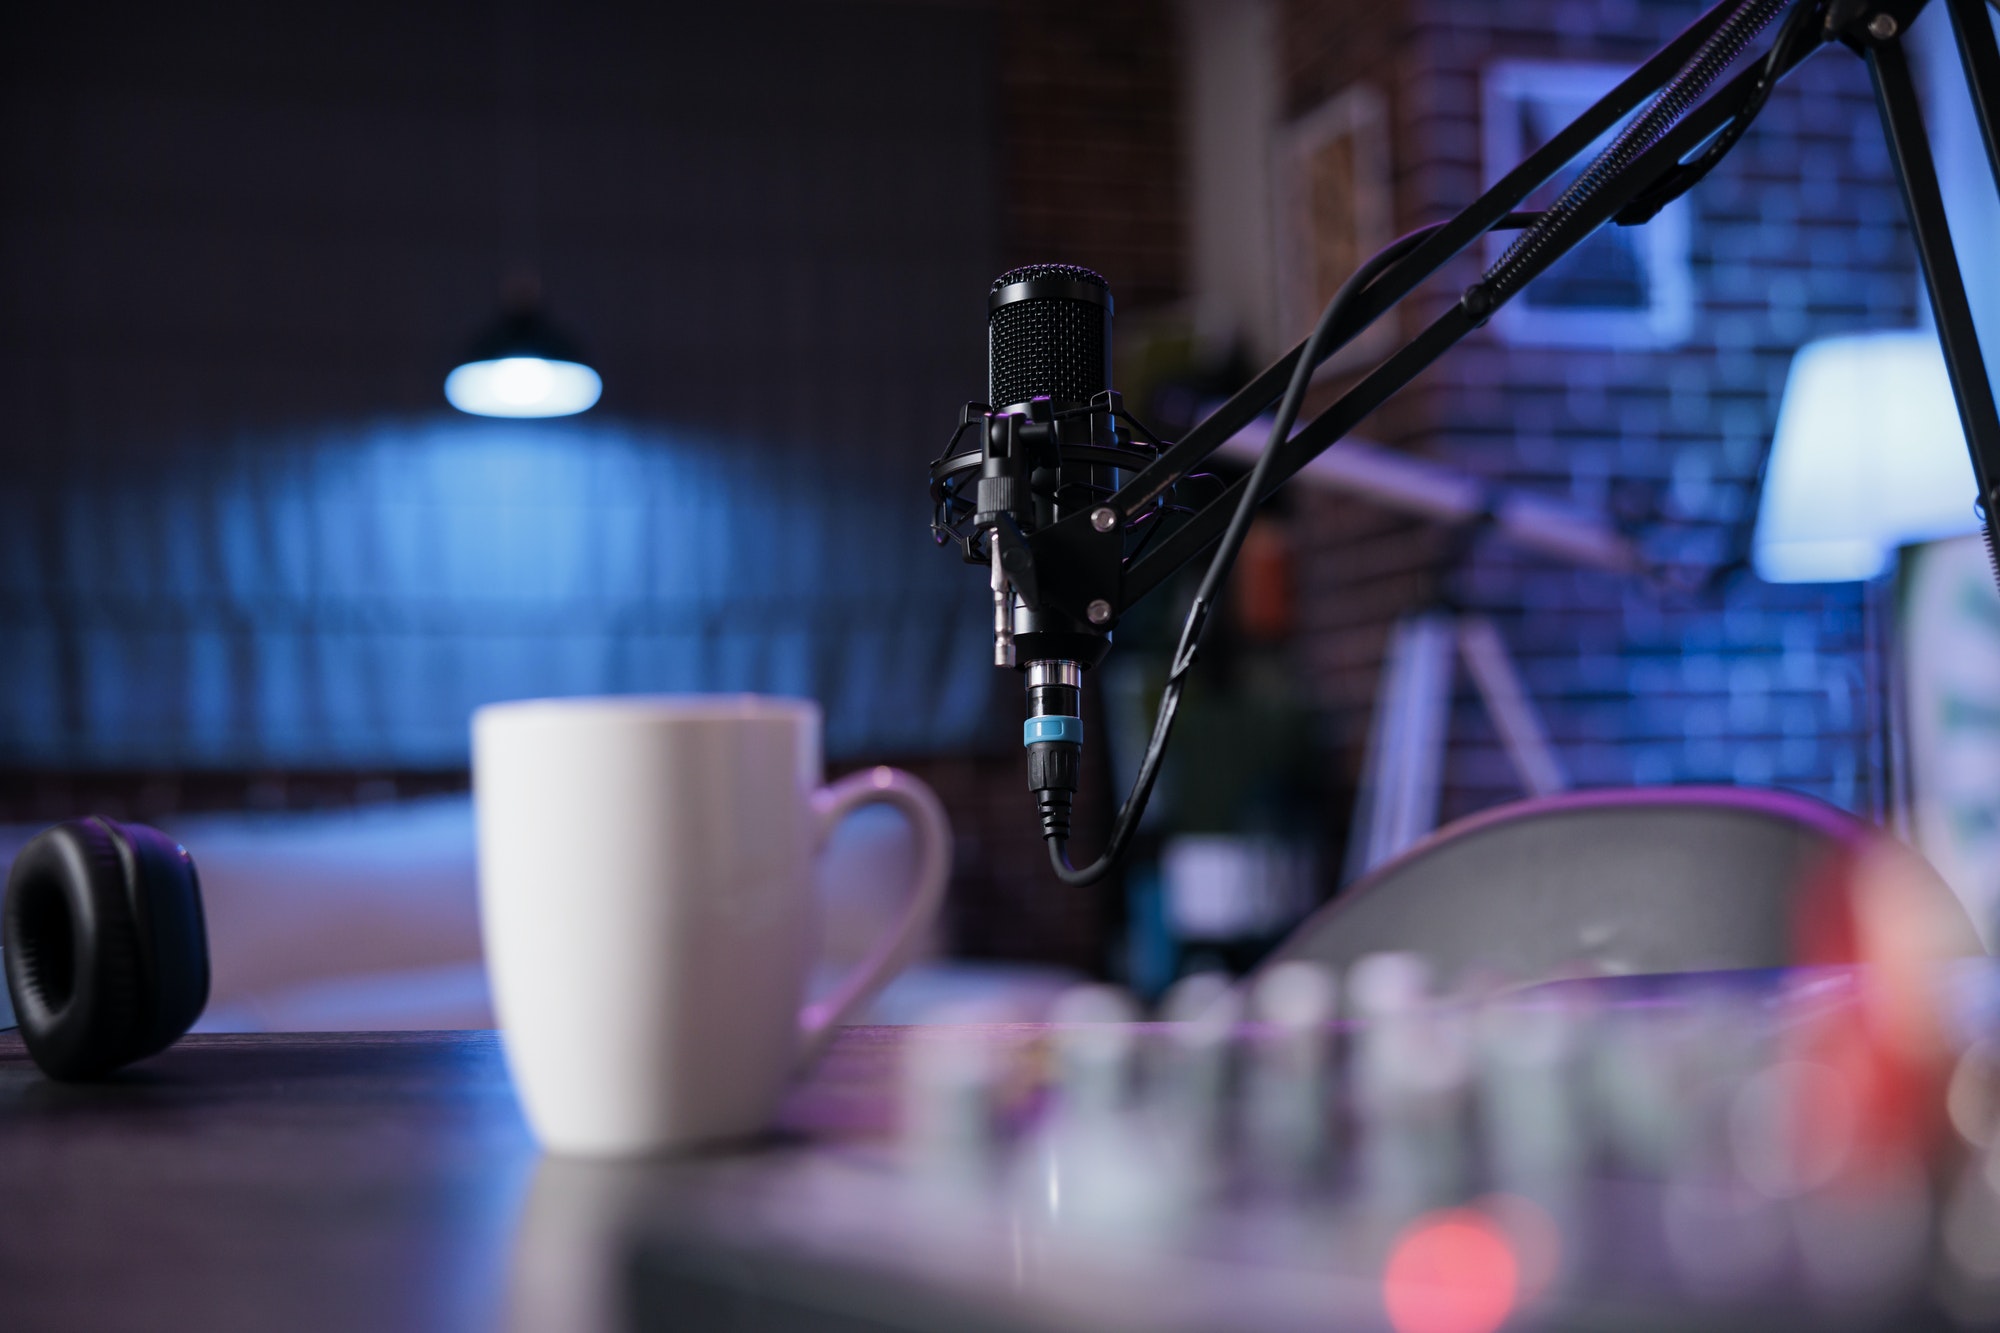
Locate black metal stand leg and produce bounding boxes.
[1948,0,2000,190]
[1869,33,2000,571]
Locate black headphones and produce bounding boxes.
[3,818,210,1080]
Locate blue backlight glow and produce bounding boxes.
[445,357,602,418]
[0,417,993,768]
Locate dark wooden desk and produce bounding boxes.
[0,1030,540,1333]
[0,1026,928,1333]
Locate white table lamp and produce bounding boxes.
[1753,330,1980,583]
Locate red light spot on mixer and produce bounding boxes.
[1383,1209,1519,1333]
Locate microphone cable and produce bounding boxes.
[1046,212,1544,886]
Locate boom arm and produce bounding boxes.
[1020,0,2000,634]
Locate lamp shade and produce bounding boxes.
[444,306,602,419]
[1753,330,1979,583]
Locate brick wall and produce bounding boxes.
[1278,0,1913,825]
[1000,0,1186,305]
[871,0,1188,972]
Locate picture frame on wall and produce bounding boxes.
[1482,59,1694,348]
[1276,83,1394,376]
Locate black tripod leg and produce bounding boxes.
[1869,34,2000,572]
[1947,0,2000,188]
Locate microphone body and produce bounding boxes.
[972,265,1123,839]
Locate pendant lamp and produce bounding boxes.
[444,299,601,419]
[447,0,598,421]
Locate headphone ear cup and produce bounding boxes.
[2,818,210,1080]
[114,821,211,1056]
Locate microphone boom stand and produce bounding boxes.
[935,0,2000,883]
[1029,0,2000,635]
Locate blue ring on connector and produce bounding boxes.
[1024,715,1083,746]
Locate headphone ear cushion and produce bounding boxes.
[2,818,210,1080]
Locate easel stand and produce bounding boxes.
[1345,607,1568,880]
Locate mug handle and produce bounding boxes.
[795,766,952,1067]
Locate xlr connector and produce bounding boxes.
[1022,659,1083,841]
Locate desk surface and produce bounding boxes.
[0,1030,537,1333]
[0,1000,1985,1333]
[0,1025,940,1333]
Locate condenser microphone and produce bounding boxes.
[975,264,1122,842]
[979,264,1119,681]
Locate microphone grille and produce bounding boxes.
[989,263,1108,292]
[988,264,1112,411]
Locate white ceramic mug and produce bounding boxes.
[472,695,950,1156]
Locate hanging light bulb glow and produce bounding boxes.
[444,306,602,419]
[446,355,600,418]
